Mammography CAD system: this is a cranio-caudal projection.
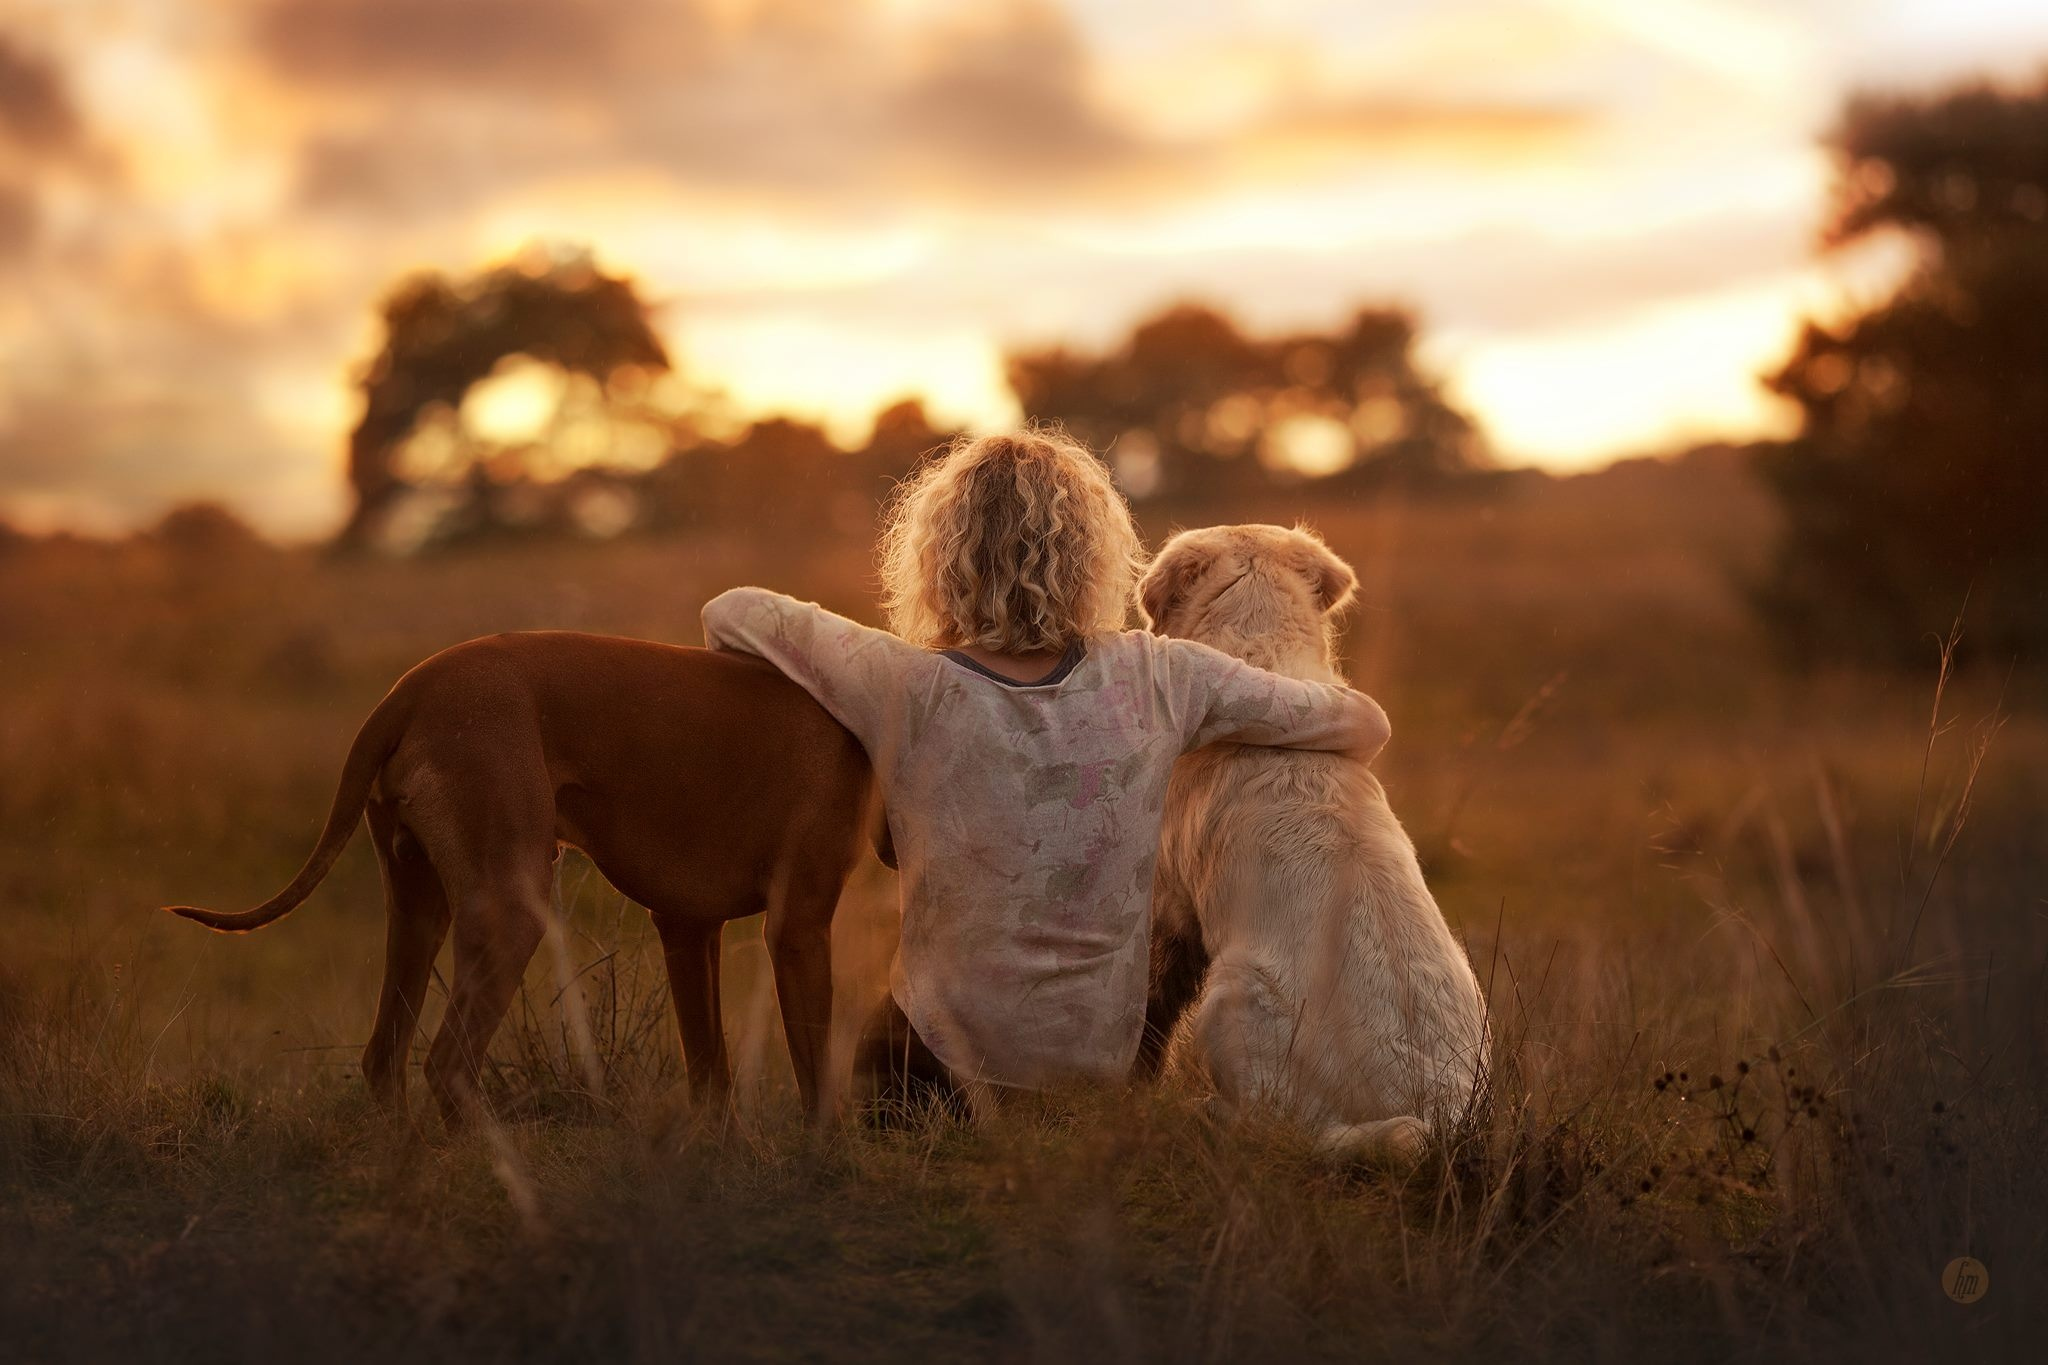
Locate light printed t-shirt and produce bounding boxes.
[701,587,1383,1090]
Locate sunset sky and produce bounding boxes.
[3,0,2047,537]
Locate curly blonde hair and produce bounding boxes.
[878,429,1144,653]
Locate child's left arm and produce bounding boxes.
[701,587,927,762]
[1164,636,1392,762]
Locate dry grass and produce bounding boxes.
[2,459,2043,1361]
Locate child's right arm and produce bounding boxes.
[1164,637,1391,762]
[701,587,929,761]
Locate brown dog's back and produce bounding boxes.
[171,631,873,932]
[389,631,873,916]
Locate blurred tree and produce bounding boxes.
[850,398,959,529]
[643,417,837,534]
[1759,77,2048,665]
[340,245,670,550]
[151,501,266,556]
[643,401,960,541]
[1008,303,1484,500]
[860,397,954,478]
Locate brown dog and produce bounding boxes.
[166,631,877,1128]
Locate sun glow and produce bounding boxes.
[1263,413,1356,477]
[462,359,566,446]
[676,316,1019,446]
[1444,283,1808,469]
[1440,229,1921,468]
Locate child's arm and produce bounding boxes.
[701,587,928,760]
[1165,637,1391,762]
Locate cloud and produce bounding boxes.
[292,115,594,217]
[253,0,1581,220]
[887,3,1140,178]
[0,34,91,267]
[0,226,359,535]
[1370,212,1814,336]
[1246,96,1589,160]
[0,33,80,155]
[674,199,1811,349]
[0,181,34,258]
[258,0,1157,214]
[250,0,686,93]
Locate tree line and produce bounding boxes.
[331,251,1488,557]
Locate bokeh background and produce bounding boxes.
[0,5,2039,521]
[6,1,2048,662]
[3,5,2047,1360]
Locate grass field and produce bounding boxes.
[2,456,2043,1362]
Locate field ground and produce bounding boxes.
[2,456,2043,1361]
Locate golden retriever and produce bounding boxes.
[1137,525,1488,1165]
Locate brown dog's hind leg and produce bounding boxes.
[362,801,451,1112]
[423,867,550,1131]
[654,915,730,1108]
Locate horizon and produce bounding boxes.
[4,1,2048,537]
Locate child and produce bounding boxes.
[702,430,1389,1107]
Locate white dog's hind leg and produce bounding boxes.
[1181,957,1293,1113]
[1315,1116,1429,1168]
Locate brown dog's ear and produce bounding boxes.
[1290,531,1357,614]
[1139,537,1208,630]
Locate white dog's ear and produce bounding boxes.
[1290,532,1357,614]
[1139,537,1208,630]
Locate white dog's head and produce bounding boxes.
[1138,524,1358,681]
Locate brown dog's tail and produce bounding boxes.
[164,689,410,934]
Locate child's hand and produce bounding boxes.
[1343,691,1392,763]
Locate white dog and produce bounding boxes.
[1138,524,1488,1165]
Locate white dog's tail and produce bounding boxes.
[1315,1116,1430,1168]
